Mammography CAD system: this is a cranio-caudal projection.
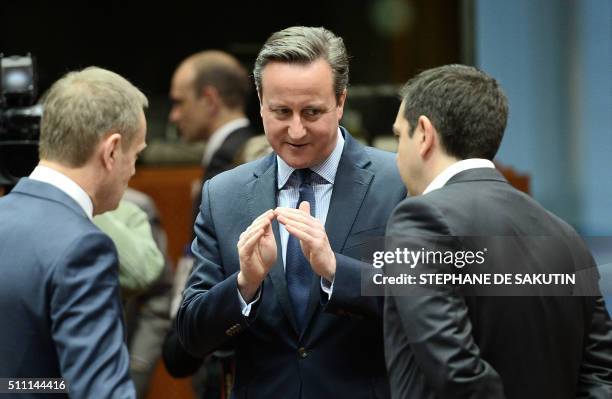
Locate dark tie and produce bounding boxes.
[285,169,316,330]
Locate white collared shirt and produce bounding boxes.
[30,165,94,220]
[423,158,496,195]
[276,128,345,267]
[202,118,250,167]
[239,128,345,316]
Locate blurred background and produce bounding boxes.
[2,0,610,235]
[2,1,611,398]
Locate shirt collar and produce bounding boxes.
[202,117,250,166]
[29,165,94,220]
[277,128,345,189]
[423,158,495,195]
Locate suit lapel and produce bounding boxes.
[301,132,374,331]
[247,155,300,334]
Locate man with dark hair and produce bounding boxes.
[169,50,256,182]
[176,26,405,399]
[385,64,612,398]
[164,50,259,399]
[0,67,148,398]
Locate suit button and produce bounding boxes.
[298,347,308,359]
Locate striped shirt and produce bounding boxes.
[276,128,345,267]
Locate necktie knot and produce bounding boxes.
[294,169,313,185]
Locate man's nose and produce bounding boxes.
[287,114,307,140]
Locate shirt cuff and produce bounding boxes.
[238,288,261,317]
[320,276,334,300]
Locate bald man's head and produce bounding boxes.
[182,50,250,109]
[169,50,250,141]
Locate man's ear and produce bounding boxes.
[200,86,220,110]
[100,133,122,171]
[418,115,436,159]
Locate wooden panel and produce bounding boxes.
[144,361,195,399]
[129,165,201,399]
[129,165,202,266]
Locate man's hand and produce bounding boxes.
[275,202,336,282]
[237,210,277,302]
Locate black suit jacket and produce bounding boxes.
[176,130,406,399]
[164,125,257,378]
[384,168,612,399]
[203,125,257,182]
[192,125,257,226]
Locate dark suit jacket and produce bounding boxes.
[0,178,134,399]
[191,125,257,228]
[176,130,406,399]
[204,125,257,182]
[384,168,612,399]
[164,125,257,379]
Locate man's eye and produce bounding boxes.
[303,108,321,118]
[272,108,291,118]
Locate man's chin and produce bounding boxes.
[280,147,321,169]
[281,155,316,170]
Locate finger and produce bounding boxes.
[283,220,320,244]
[250,209,275,227]
[275,208,316,225]
[239,218,272,246]
[276,213,322,234]
[298,201,310,215]
[239,228,266,254]
[248,211,275,232]
[275,206,308,216]
[277,214,314,233]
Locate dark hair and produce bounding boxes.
[253,26,349,102]
[190,51,250,109]
[400,64,508,160]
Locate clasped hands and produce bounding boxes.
[236,202,336,302]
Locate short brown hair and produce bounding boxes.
[39,67,148,167]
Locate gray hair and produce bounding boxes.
[39,67,148,167]
[253,26,349,102]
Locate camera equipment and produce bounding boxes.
[0,53,42,186]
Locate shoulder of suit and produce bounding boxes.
[362,145,397,167]
[205,155,270,190]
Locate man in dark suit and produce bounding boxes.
[169,50,257,184]
[176,26,406,399]
[384,64,612,398]
[0,67,148,398]
[163,50,257,398]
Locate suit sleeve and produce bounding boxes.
[50,232,135,399]
[577,296,612,398]
[384,199,505,399]
[162,325,204,377]
[176,180,257,357]
[321,254,384,319]
[322,185,407,320]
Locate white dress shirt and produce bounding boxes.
[30,165,94,220]
[239,129,345,316]
[423,158,495,195]
[202,118,250,167]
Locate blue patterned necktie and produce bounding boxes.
[285,169,316,330]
